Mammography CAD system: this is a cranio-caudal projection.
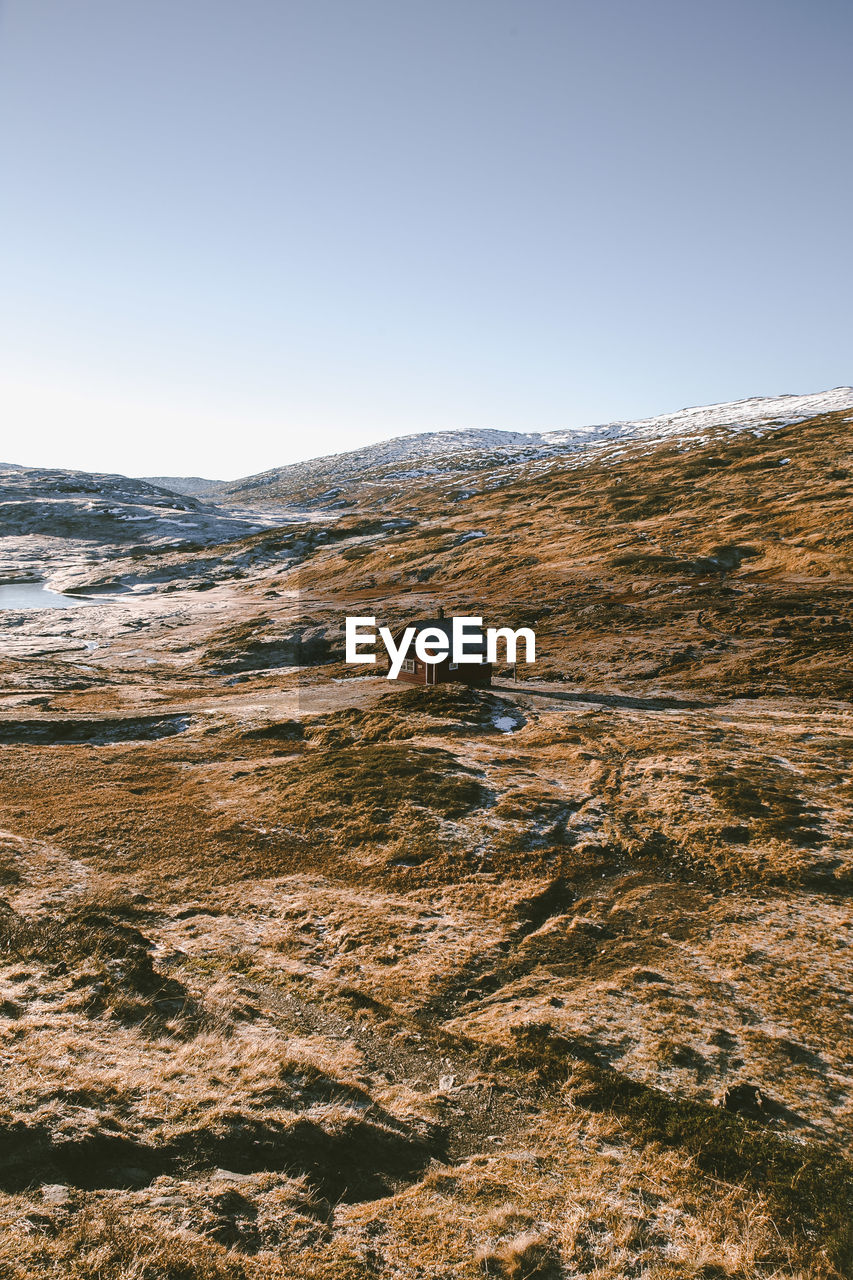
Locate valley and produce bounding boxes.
[0,392,852,1279]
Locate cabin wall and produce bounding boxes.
[393,658,427,684]
[437,659,492,687]
[388,659,493,686]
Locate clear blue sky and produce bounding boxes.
[1,0,850,478]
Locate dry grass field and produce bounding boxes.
[0,407,851,1277]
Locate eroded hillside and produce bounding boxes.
[0,405,851,1279]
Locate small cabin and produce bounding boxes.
[389,610,493,687]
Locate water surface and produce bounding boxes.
[0,583,96,610]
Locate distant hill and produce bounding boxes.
[140,475,222,497]
[208,386,853,508]
[0,464,275,548]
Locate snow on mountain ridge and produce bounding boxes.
[353,386,853,465]
[323,386,853,469]
[330,427,537,460]
[211,386,853,504]
[543,386,853,447]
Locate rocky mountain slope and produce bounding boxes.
[207,386,853,508]
[0,464,294,589]
[0,464,284,546]
[141,476,224,498]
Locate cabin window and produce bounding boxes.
[449,662,458,670]
[401,659,416,673]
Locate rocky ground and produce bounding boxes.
[0,405,851,1278]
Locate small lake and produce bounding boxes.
[0,583,97,610]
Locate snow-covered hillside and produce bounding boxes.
[141,475,224,498]
[543,386,853,448]
[212,386,853,506]
[0,465,286,554]
[7,387,851,518]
